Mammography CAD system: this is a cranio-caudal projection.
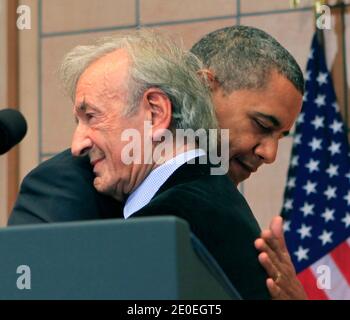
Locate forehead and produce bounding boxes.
[217,72,302,130]
[75,49,130,103]
[255,72,302,125]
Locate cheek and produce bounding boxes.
[105,137,131,170]
[229,132,248,150]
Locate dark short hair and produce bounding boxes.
[191,25,304,95]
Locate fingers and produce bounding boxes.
[256,249,279,280]
[263,235,285,262]
[269,215,283,238]
[257,220,309,300]
[258,234,294,276]
[270,216,289,252]
[260,228,284,259]
[268,274,308,300]
[266,278,285,300]
[255,237,281,271]
[256,239,304,300]
[266,278,279,299]
[261,217,289,261]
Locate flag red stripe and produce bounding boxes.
[297,267,329,300]
[330,241,350,286]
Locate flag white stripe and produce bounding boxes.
[310,253,350,300]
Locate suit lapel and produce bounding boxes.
[153,155,211,198]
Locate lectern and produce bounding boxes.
[0,216,240,299]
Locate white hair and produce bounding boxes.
[60,30,218,135]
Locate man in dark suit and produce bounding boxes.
[191,26,306,299]
[9,26,306,299]
[9,149,122,224]
[132,156,271,299]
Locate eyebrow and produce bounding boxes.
[255,112,290,137]
[73,102,85,124]
[73,101,98,124]
[75,101,87,113]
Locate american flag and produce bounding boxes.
[281,33,350,300]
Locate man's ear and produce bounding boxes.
[197,69,220,91]
[143,88,172,140]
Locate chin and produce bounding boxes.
[228,172,239,186]
[94,177,124,201]
[93,177,110,194]
[228,170,250,186]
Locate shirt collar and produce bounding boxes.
[123,149,206,219]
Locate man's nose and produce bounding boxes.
[254,138,278,164]
[71,124,92,157]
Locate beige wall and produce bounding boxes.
[3,0,348,228]
[0,0,8,226]
[19,0,39,179]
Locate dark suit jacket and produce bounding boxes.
[133,158,270,300]
[9,150,270,299]
[8,149,122,224]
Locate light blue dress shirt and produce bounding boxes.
[123,149,206,219]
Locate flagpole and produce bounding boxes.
[315,0,349,132]
[313,1,326,52]
[338,1,349,129]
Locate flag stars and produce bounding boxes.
[343,191,350,206]
[291,156,299,168]
[294,246,309,262]
[326,164,339,178]
[283,220,291,232]
[305,159,320,173]
[328,141,341,156]
[284,41,350,266]
[303,92,308,102]
[287,177,296,189]
[332,102,339,112]
[329,120,343,134]
[318,230,333,246]
[297,224,312,239]
[303,180,317,195]
[314,94,326,107]
[283,199,293,211]
[321,208,335,223]
[308,137,322,152]
[346,172,350,182]
[324,186,337,200]
[305,70,311,81]
[311,116,324,130]
[300,202,315,217]
[342,213,350,228]
[297,112,305,124]
[316,72,328,86]
[294,134,302,145]
[308,49,314,60]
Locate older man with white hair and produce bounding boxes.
[49,31,270,299]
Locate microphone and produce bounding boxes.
[0,109,28,155]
